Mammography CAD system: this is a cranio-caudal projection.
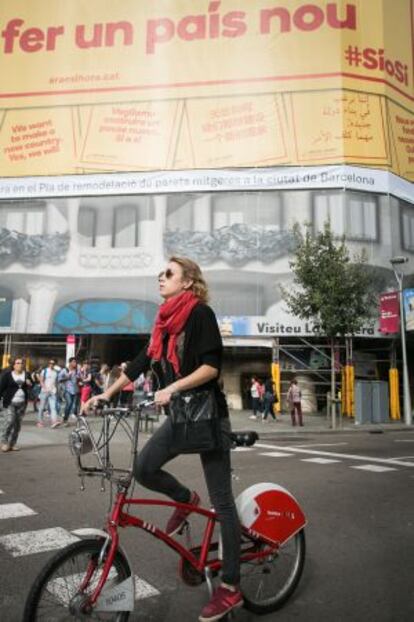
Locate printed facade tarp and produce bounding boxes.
[0,0,413,181]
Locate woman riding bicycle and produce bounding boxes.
[83,256,242,622]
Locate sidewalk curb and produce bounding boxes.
[14,409,412,450]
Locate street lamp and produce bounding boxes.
[390,256,412,426]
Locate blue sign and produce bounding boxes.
[0,294,12,328]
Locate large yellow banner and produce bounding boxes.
[0,1,413,180]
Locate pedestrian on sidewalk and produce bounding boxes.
[108,364,122,406]
[0,357,32,452]
[58,357,80,426]
[79,361,93,406]
[37,359,61,428]
[287,378,303,427]
[262,377,278,423]
[249,376,262,420]
[30,367,42,413]
[83,256,243,622]
[119,362,135,408]
[99,363,111,393]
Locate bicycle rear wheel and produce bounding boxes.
[241,529,306,614]
[23,537,131,621]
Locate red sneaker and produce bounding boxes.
[166,491,200,536]
[199,585,243,622]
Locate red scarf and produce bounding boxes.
[147,291,199,376]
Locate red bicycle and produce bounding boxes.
[24,401,307,621]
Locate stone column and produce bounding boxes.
[95,203,113,249]
[26,282,59,333]
[11,298,29,332]
[66,198,80,239]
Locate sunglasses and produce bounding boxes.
[158,269,174,280]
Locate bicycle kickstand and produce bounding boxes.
[204,567,214,599]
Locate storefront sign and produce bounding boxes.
[65,334,76,362]
[379,291,400,334]
[218,316,379,338]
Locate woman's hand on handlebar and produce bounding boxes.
[154,387,174,406]
[81,393,110,415]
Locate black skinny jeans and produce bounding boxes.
[134,417,241,585]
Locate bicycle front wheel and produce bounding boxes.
[23,537,132,621]
[241,529,306,614]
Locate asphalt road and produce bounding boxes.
[0,428,413,622]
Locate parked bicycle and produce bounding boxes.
[23,400,307,621]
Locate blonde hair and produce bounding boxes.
[169,256,209,303]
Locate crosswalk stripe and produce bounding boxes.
[233,447,255,452]
[301,458,341,464]
[0,503,37,520]
[255,443,414,467]
[134,576,160,599]
[351,465,397,473]
[260,452,294,457]
[47,572,159,605]
[0,527,79,557]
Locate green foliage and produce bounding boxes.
[281,222,377,337]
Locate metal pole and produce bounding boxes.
[331,339,336,430]
[394,268,412,426]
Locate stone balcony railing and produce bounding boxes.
[78,246,155,271]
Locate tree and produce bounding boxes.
[281,221,377,427]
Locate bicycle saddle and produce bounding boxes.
[230,431,259,447]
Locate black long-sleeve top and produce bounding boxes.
[0,369,30,407]
[125,303,228,418]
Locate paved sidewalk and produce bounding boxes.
[9,407,412,449]
[227,409,411,435]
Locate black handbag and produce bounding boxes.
[169,388,222,454]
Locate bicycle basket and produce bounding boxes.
[68,426,94,456]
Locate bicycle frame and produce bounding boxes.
[69,404,288,610]
[86,489,279,608]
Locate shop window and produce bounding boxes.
[113,204,138,248]
[112,201,154,248]
[52,299,158,333]
[78,206,97,247]
[210,282,265,315]
[0,202,45,235]
[313,192,378,241]
[212,192,283,230]
[166,195,195,230]
[400,201,414,253]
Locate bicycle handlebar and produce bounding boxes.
[87,399,156,417]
